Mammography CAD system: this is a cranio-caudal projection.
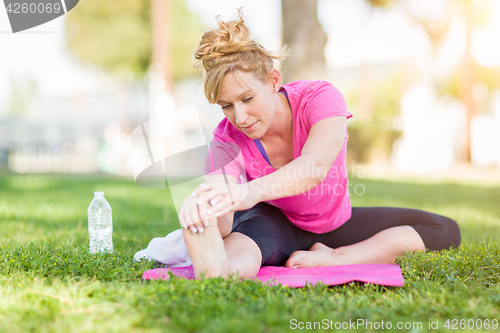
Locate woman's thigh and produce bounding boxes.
[318,206,461,250]
[231,202,316,266]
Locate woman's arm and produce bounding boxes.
[251,116,346,201]
[193,116,347,218]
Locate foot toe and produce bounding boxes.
[285,251,305,268]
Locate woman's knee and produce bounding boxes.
[414,213,461,251]
[440,215,461,248]
[227,257,260,279]
[224,232,262,278]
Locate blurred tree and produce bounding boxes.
[338,0,401,163]
[281,0,328,82]
[64,0,204,142]
[455,0,492,161]
[64,0,203,82]
[441,65,500,100]
[404,0,452,60]
[404,0,492,161]
[356,0,397,121]
[152,0,172,93]
[345,71,403,163]
[281,0,396,85]
[280,0,398,162]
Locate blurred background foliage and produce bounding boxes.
[346,71,403,163]
[441,64,500,101]
[64,0,204,81]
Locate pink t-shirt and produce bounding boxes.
[206,80,353,233]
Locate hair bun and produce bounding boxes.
[193,8,288,103]
[194,9,266,70]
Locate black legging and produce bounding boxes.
[231,203,461,266]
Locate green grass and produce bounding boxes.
[0,173,499,333]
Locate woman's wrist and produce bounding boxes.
[246,156,325,202]
[248,179,264,204]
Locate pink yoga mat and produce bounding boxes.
[142,264,404,287]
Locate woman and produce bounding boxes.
[178,11,461,280]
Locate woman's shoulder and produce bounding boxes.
[283,80,345,106]
[283,80,337,92]
[283,80,343,101]
[284,80,351,125]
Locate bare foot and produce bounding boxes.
[183,222,230,279]
[285,242,341,268]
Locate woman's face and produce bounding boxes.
[216,70,279,139]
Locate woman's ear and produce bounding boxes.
[268,68,282,92]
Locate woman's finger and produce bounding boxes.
[209,194,225,208]
[182,209,194,233]
[197,199,210,227]
[195,186,229,207]
[207,195,234,217]
[197,193,226,210]
[191,183,215,198]
[178,204,189,230]
[187,196,203,233]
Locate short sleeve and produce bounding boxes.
[204,140,245,181]
[302,81,353,128]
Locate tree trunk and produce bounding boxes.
[281,0,328,83]
[152,0,172,93]
[458,0,475,162]
[358,61,374,121]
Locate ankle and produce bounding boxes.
[332,246,345,256]
[330,246,347,265]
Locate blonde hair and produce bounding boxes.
[194,9,288,103]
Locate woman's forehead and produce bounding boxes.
[219,71,262,99]
[222,70,256,88]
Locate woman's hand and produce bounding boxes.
[178,187,213,234]
[179,180,259,234]
[191,182,259,221]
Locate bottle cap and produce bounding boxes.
[94,191,104,197]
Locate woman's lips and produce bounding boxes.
[240,121,258,132]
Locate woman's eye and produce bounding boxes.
[243,97,253,102]
[221,104,231,110]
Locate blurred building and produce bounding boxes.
[1,80,150,175]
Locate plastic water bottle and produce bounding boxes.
[88,191,113,254]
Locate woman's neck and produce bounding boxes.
[260,92,293,144]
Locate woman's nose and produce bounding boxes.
[234,105,248,126]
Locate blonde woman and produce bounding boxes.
[178,11,460,279]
